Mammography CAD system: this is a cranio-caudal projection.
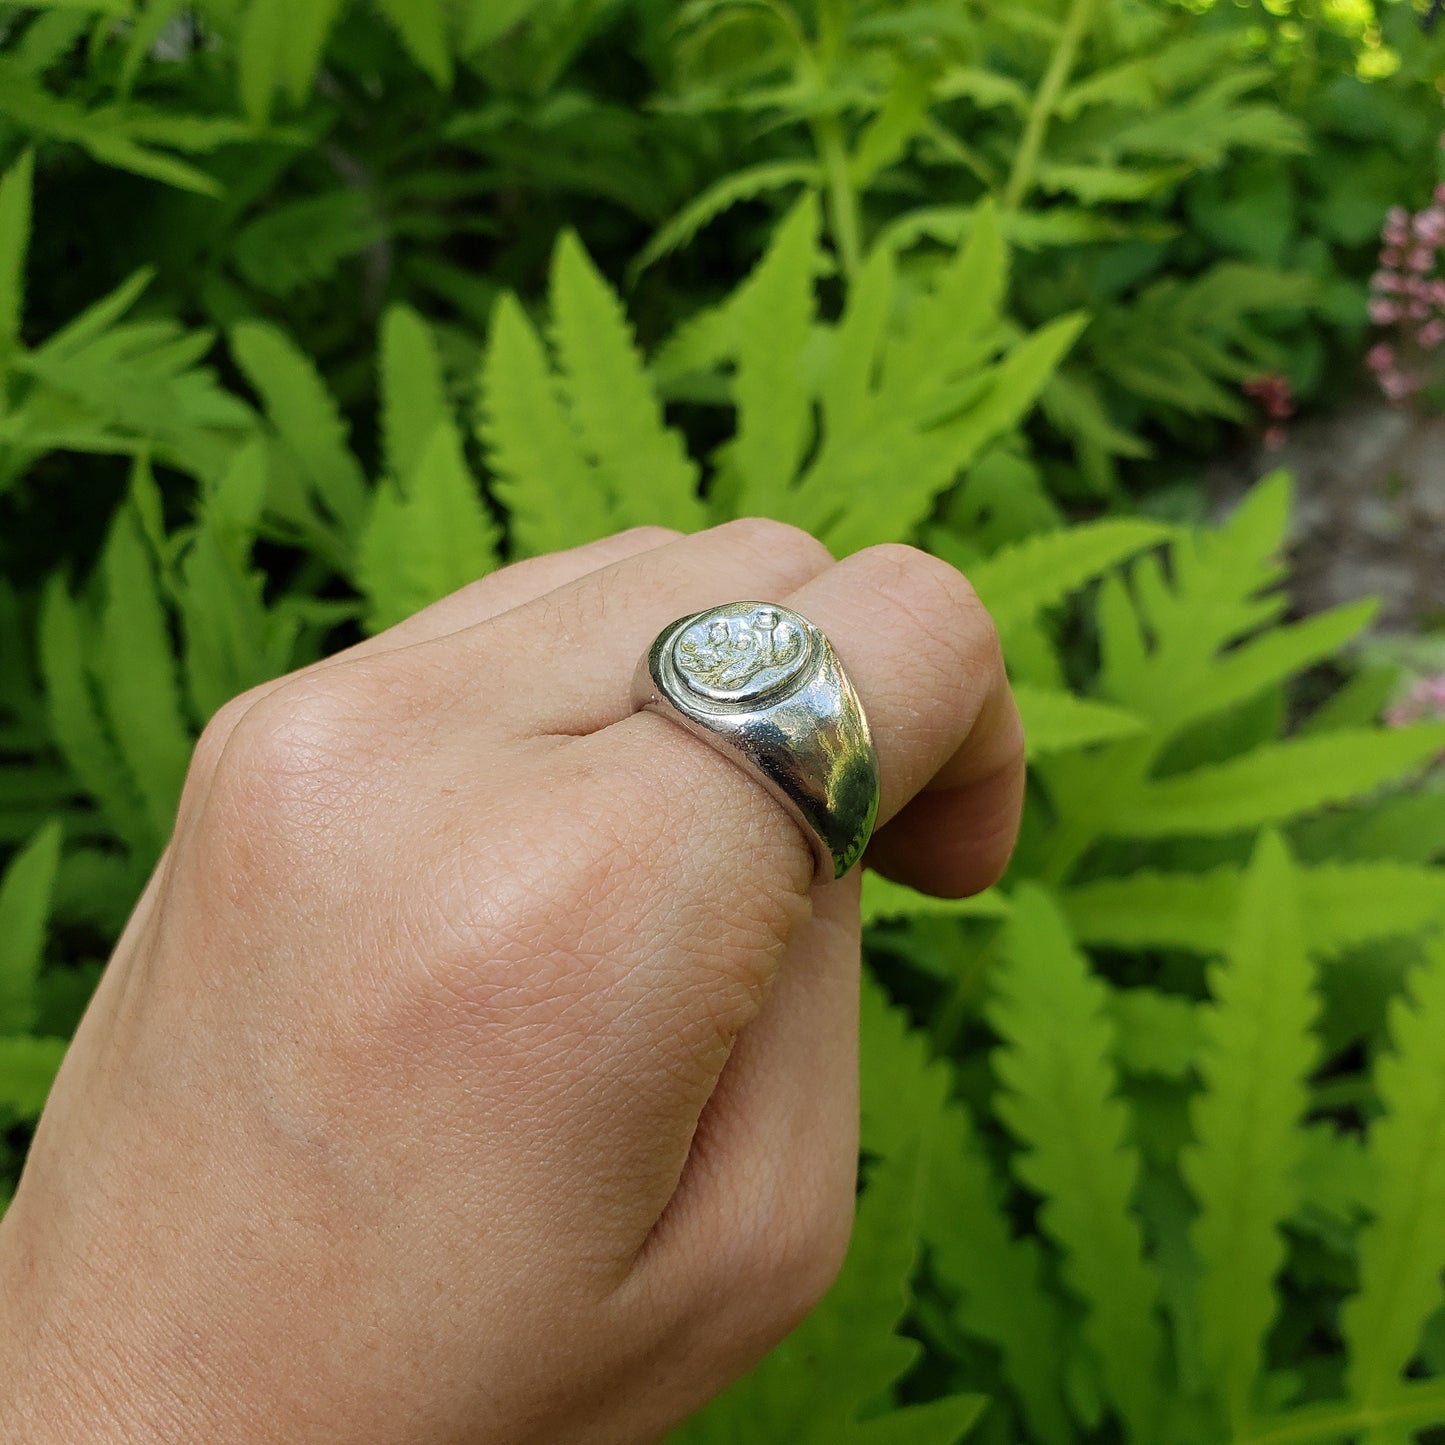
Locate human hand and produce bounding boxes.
[0,521,1023,1444]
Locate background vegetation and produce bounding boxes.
[4,1,1445,1440]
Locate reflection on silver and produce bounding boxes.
[632,601,881,881]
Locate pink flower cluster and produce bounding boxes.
[1385,673,1445,729]
[1367,188,1445,403]
[1242,371,1294,450]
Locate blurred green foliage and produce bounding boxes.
[4,2,1445,1441]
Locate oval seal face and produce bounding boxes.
[672,604,813,703]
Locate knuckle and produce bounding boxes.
[860,543,1001,666]
[713,517,834,575]
[206,669,396,838]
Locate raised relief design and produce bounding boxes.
[673,605,811,702]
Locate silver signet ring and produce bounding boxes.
[631,601,882,882]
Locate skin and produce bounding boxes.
[0,520,1024,1444]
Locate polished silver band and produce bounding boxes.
[632,601,881,881]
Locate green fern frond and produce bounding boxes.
[94,485,193,846]
[230,321,369,540]
[358,418,500,633]
[1183,831,1319,1435]
[1064,860,1445,958]
[37,575,149,853]
[0,1035,68,1122]
[672,1138,983,1444]
[380,304,452,490]
[859,983,1071,1444]
[550,232,704,534]
[372,0,453,88]
[1109,728,1445,839]
[0,819,61,1035]
[0,149,33,375]
[1106,985,1202,1081]
[479,292,612,555]
[633,159,822,276]
[724,196,822,517]
[990,885,1164,1443]
[966,518,1170,630]
[1013,683,1146,756]
[1342,934,1445,1411]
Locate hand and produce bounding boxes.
[0,521,1023,1444]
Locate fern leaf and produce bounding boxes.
[238,0,287,123]
[1183,832,1319,1433]
[967,518,1170,629]
[0,819,61,1034]
[37,575,149,852]
[230,321,369,539]
[1342,934,1445,1408]
[820,243,894,441]
[95,491,193,845]
[1013,683,1145,757]
[372,0,453,88]
[1110,728,1445,839]
[633,159,821,276]
[479,292,612,555]
[550,233,703,533]
[232,191,384,298]
[861,873,1008,926]
[673,1143,969,1443]
[1107,985,1202,1080]
[1065,860,1445,959]
[994,884,1161,1439]
[990,886,1163,1442]
[381,304,451,485]
[357,418,500,633]
[0,149,32,373]
[179,441,288,722]
[846,1398,988,1444]
[859,983,1071,1444]
[0,1035,68,1121]
[727,196,821,517]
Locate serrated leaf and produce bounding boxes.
[0,1035,68,1120]
[38,575,150,852]
[550,232,704,533]
[967,518,1170,629]
[633,159,821,276]
[1013,683,1145,756]
[232,191,385,298]
[1342,934,1445,1410]
[0,820,62,1034]
[673,1138,980,1443]
[231,320,369,540]
[381,304,450,486]
[991,886,1163,1443]
[1184,832,1319,1433]
[373,0,453,88]
[95,488,193,844]
[1109,727,1445,839]
[726,196,821,516]
[357,418,500,633]
[479,292,612,555]
[858,982,1070,1444]
[1066,860,1445,959]
[1106,985,1202,1080]
[0,149,33,373]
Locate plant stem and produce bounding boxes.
[1002,0,1100,211]
[812,114,863,281]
